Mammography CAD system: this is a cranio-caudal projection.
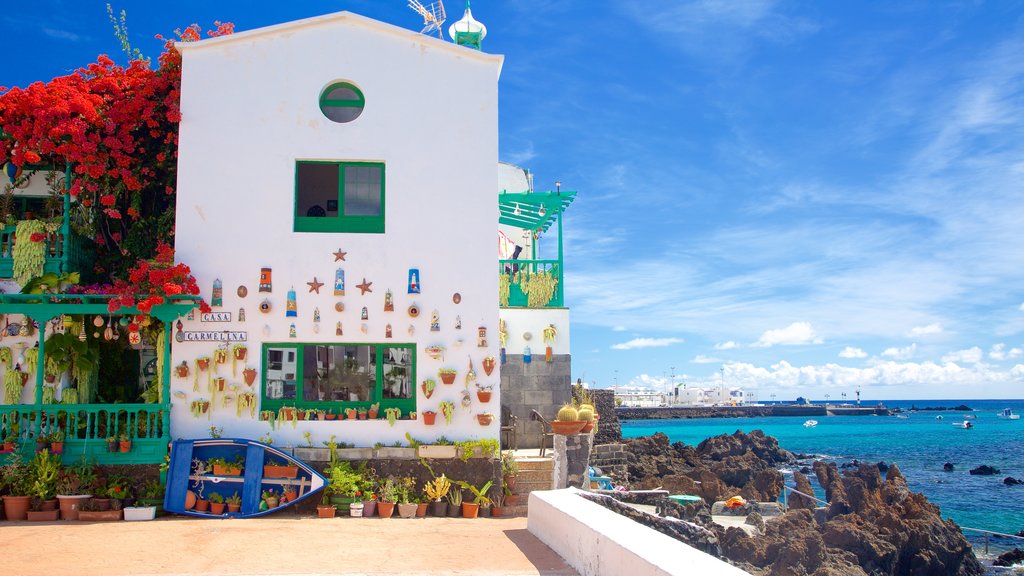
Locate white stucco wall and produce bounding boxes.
[499,308,570,356]
[172,12,504,447]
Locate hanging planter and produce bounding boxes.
[438,369,457,385]
[175,362,190,378]
[476,413,494,426]
[190,399,212,420]
[421,411,437,425]
[482,356,496,376]
[242,367,257,386]
[439,401,455,425]
[384,407,401,427]
[476,386,492,403]
[421,378,436,399]
[232,345,247,375]
[213,348,229,373]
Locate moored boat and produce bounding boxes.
[164,438,326,518]
[998,408,1020,420]
[803,420,818,428]
[951,421,973,429]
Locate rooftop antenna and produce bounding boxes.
[408,0,447,38]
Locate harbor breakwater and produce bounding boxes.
[616,404,890,420]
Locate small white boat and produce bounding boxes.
[803,420,818,428]
[951,421,973,429]
[963,414,976,419]
[935,415,944,420]
[998,408,1020,420]
[895,414,909,419]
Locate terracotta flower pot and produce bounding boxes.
[242,368,257,385]
[316,504,336,518]
[439,373,457,385]
[194,499,210,512]
[416,503,428,517]
[93,498,112,511]
[197,358,210,370]
[50,442,64,454]
[550,421,586,435]
[476,414,494,426]
[2,495,31,521]
[491,505,503,517]
[368,408,378,419]
[264,497,279,508]
[377,502,395,518]
[107,440,118,452]
[263,465,298,479]
[580,421,595,433]
[362,500,377,517]
[227,503,241,513]
[209,502,226,515]
[176,364,189,378]
[119,440,132,452]
[78,510,122,521]
[325,413,337,420]
[476,390,492,403]
[461,502,480,519]
[213,464,242,476]
[421,411,437,425]
[234,348,247,361]
[57,495,92,521]
[504,474,518,493]
[358,413,367,420]
[281,489,297,503]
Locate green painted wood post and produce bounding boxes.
[556,204,564,307]
[61,164,72,273]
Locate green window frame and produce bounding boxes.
[294,161,385,233]
[319,81,365,123]
[260,342,416,415]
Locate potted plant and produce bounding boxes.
[47,429,65,454]
[550,404,585,435]
[456,480,492,519]
[349,500,364,517]
[136,479,165,517]
[357,407,368,420]
[106,476,131,507]
[490,487,505,517]
[3,431,17,452]
[376,477,398,518]
[345,407,357,420]
[445,485,463,517]
[1,453,34,521]
[281,485,298,503]
[384,407,401,427]
[501,450,519,493]
[438,368,457,385]
[316,493,336,518]
[26,449,61,521]
[209,456,243,476]
[416,495,429,518]
[56,459,96,520]
[208,493,226,515]
[423,475,450,517]
[76,497,123,521]
[476,413,495,426]
[476,383,493,403]
[421,410,437,426]
[439,401,455,425]
[226,493,242,513]
[368,402,380,419]
[242,366,257,385]
[263,456,298,479]
[323,460,363,511]
[261,489,279,509]
[396,477,417,518]
[118,433,132,453]
[421,378,436,399]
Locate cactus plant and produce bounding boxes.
[556,404,578,422]
[577,406,594,422]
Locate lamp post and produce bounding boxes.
[825,393,830,406]
[771,393,776,404]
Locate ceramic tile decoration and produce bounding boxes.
[384,290,394,312]
[386,324,392,338]
[477,326,487,347]
[361,306,368,320]
[334,268,345,296]
[238,308,246,322]
[289,323,297,338]
[407,268,420,293]
[336,322,343,336]
[259,299,272,314]
[237,285,248,297]
[286,288,297,317]
[259,268,272,292]
[211,279,223,307]
[430,310,440,332]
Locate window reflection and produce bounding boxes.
[383,347,413,399]
[266,348,297,400]
[301,345,376,402]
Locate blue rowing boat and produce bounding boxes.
[164,438,326,518]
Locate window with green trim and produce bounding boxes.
[261,343,415,413]
[319,82,364,123]
[295,161,385,233]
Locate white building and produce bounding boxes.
[171,11,504,447]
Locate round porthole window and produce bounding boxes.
[319,81,365,123]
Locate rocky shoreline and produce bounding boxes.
[612,431,986,575]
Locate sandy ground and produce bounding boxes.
[0,515,578,576]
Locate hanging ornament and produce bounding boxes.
[477,326,487,347]
[386,324,392,338]
[239,308,246,322]
[407,325,415,336]
[262,325,272,337]
[211,279,223,307]
[453,293,461,304]
[128,331,142,346]
[334,268,345,296]
[334,301,344,312]
[187,309,195,321]
[336,322,343,336]
[79,322,87,342]
[118,317,130,327]
[465,358,476,388]
[313,307,321,323]
[430,311,440,332]
[455,315,462,330]
[259,299,272,314]
[461,389,472,408]
[407,269,420,294]
[307,277,324,294]
[499,347,506,365]
[104,317,114,341]
[175,319,184,342]
[408,304,420,318]
[356,278,373,295]
[543,324,557,363]
[237,285,248,298]
[523,346,532,364]
[93,315,105,328]
[313,323,320,334]
[482,356,496,376]
[384,290,394,312]
[289,323,297,338]
[259,268,273,292]
[333,248,347,262]
[499,319,508,364]
[286,288,297,317]
[360,323,368,334]
[361,307,368,321]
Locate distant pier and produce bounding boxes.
[616,404,890,420]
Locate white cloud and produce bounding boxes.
[881,343,917,360]
[611,337,685,350]
[1019,303,1024,311]
[612,325,627,332]
[502,141,536,166]
[908,323,943,337]
[839,346,867,359]
[753,322,822,347]
[724,358,1024,389]
[692,355,721,364]
[988,343,1022,361]
[42,27,83,42]
[715,341,739,350]
[942,347,983,364]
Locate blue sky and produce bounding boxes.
[8,1,1024,400]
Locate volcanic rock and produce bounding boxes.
[943,462,954,472]
[993,548,1024,567]
[1004,477,1023,486]
[788,470,817,510]
[969,465,1000,476]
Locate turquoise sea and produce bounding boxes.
[621,399,1024,551]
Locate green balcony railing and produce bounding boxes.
[0,224,94,280]
[0,403,168,465]
[499,259,563,308]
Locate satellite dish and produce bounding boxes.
[407,0,447,38]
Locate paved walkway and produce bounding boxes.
[0,515,578,576]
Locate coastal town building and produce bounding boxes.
[614,385,747,407]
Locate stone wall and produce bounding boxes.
[553,433,593,489]
[590,389,621,444]
[500,354,572,449]
[589,442,629,485]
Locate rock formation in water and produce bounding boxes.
[969,465,1000,476]
[622,432,984,576]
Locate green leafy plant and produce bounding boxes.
[226,493,241,506]
[501,451,519,477]
[423,475,451,502]
[208,492,224,504]
[323,460,363,498]
[439,401,455,425]
[384,407,401,427]
[456,479,493,506]
[30,449,62,501]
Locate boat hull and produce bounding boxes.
[164,438,326,519]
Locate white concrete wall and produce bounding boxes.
[499,308,570,356]
[172,12,503,447]
[528,488,750,576]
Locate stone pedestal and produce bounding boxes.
[553,433,593,489]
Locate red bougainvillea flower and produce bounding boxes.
[29,232,46,243]
[100,194,116,207]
